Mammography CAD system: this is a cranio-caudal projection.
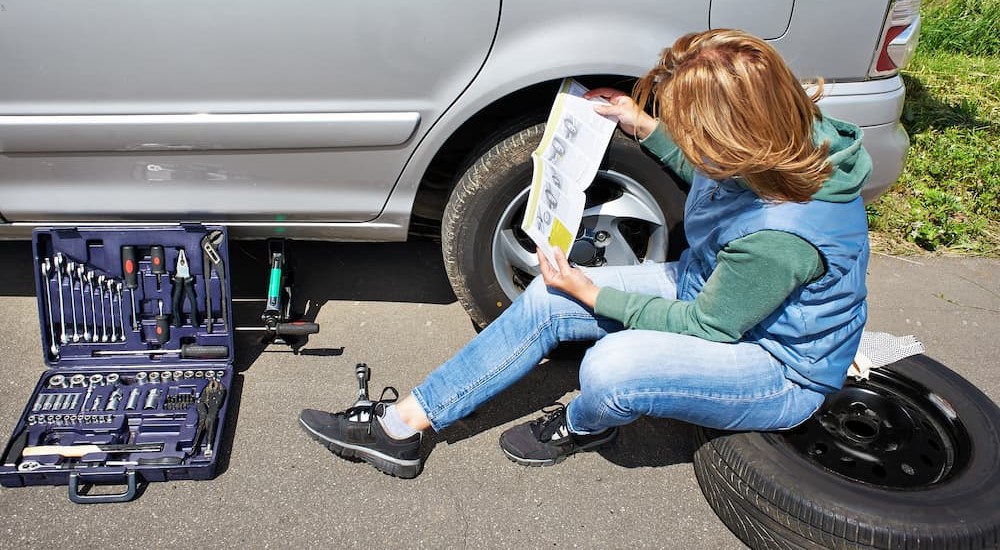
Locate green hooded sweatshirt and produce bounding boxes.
[593,116,872,341]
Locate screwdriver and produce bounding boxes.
[122,246,140,331]
[150,245,166,291]
[92,344,229,359]
[155,299,169,345]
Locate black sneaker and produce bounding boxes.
[499,404,617,467]
[299,388,422,479]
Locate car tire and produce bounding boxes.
[692,354,1000,549]
[442,122,686,328]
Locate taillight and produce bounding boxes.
[870,0,922,77]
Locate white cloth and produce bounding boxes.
[848,331,925,380]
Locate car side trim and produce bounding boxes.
[0,221,408,242]
[0,112,421,153]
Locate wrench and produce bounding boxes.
[66,261,80,342]
[97,275,109,342]
[87,271,99,342]
[17,461,45,472]
[115,281,127,341]
[40,259,60,358]
[76,264,91,342]
[53,254,68,345]
[106,278,118,342]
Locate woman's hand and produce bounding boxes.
[537,247,600,309]
[584,87,659,140]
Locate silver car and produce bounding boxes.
[0,0,921,326]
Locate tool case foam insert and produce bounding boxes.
[0,225,234,503]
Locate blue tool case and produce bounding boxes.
[0,224,234,503]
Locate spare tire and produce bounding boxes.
[693,354,1000,549]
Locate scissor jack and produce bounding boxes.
[236,240,320,351]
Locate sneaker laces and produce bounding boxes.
[343,386,400,435]
[530,404,572,443]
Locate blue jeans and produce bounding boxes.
[411,262,826,434]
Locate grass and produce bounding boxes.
[865,0,1000,256]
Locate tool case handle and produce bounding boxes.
[67,470,140,504]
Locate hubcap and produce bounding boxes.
[771,370,968,488]
[491,170,669,303]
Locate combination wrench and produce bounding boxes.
[76,264,91,342]
[115,281,127,341]
[104,277,117,343]
[97,274,109,342]
[40,259,59,358]
[53,254,68,345]
[86,271,99,342]
[66,261,80,342]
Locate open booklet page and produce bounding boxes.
[521,79,618,268]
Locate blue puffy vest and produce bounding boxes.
[675,174,869,392]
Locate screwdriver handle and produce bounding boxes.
[150,245,166,291]
[149,246,166,275]
[155,299,169,345]
[122,246,139,289]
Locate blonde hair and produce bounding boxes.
[633,29,831,202]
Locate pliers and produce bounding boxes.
[171,249,199,328]
[200,230,228,333]
[191,379,226,457]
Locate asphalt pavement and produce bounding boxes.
[0,240,997,549]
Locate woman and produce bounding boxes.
[299,29,872,478]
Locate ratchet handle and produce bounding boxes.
[271,322,320,336]
[179,345,229,359]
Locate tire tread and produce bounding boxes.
[692,356,1000,549]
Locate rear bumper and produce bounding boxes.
[857,121,909,203]
[817,76,909,202]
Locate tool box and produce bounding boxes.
[0,224,234,503]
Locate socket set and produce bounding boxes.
[0,225,234,503]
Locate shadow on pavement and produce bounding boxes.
[424,357,694,469]
[0,239,456,303]
[222,240,456,370]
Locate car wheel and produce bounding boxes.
[442,122,686,328]
[693,354,1000,549]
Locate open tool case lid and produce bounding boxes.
[31,224,233,368]
[0,224,234,503]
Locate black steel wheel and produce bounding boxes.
[774,369,965,489]
[693,354,1000,549]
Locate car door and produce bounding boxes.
[0,0,499,224]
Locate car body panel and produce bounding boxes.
[710,0,794,39]
[0,0,906,240]
[772,0,891,80]
[0,0,499,223]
